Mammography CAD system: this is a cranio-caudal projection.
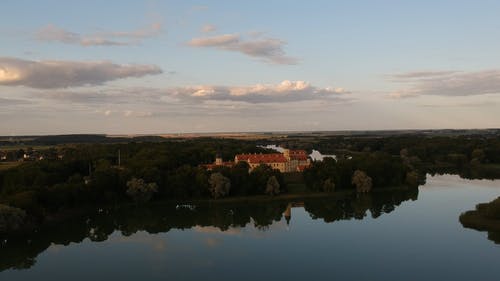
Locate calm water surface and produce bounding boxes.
[1,174,499,281]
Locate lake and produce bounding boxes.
[1,174,499,281]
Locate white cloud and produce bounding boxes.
[167,80,347,103]
[189,34,239,46]
[389,70,500,97]
[188,33,297,65]
[36,23,163,46]
[0,57,162,89]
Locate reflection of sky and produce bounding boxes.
[2,175,500,281]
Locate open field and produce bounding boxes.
[0,145,53,151]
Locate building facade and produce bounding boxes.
[204,149,310,173]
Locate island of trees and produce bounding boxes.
[1,130,499,236]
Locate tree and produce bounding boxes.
[351,170,372,193]
[126,178,158,203]
[471,148,486,165]
[0,204,26,233]
[265,176,280,196]
[322,178,335,192]
[208,173,231,199]
[405,171,419,187]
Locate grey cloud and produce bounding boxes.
[389,70,500,97]
[0,57,162,89]
[188,33,297,65]
[36,23,162,46]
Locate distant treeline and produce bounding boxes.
[0,134,169,146]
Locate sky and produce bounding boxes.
[1,0,500,135]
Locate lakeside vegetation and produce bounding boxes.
[1,131,500,236]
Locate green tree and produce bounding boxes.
[352,170,372,193]
[208,173,231,199]
[126,178,158,203]
[322,178,335,192]
[265,176,280,196]
[471,148,486,165]
[0,204,26,233]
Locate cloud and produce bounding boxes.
[36,23,163,46]
[189,34,239,46]
[26,80,348,107]
[167,80,347,103]
[95,109,152,118]
[389,70,500,97]
[201,24,216,33]
[0,97,33,106]
[188,33,297,64]
[390,71,459,80]
[123,110,153,117]
[0,57,162,89]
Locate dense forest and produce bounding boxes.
[1,132,500,235]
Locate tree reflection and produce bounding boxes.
[304,188,418,223]
[0,188,417,271]
[459,196,500,245]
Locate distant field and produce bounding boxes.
[155,133,278,140]
[0,145,53,151]
[0,162,22,171]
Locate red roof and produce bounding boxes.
[289,150,308,161]
[236,153,287,163]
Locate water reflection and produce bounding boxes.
[459,199,500,245]
[0,188,417,271]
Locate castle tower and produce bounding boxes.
[283,148,290,161]
[215,151,223,165]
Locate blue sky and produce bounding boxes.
[1,0,500,134]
